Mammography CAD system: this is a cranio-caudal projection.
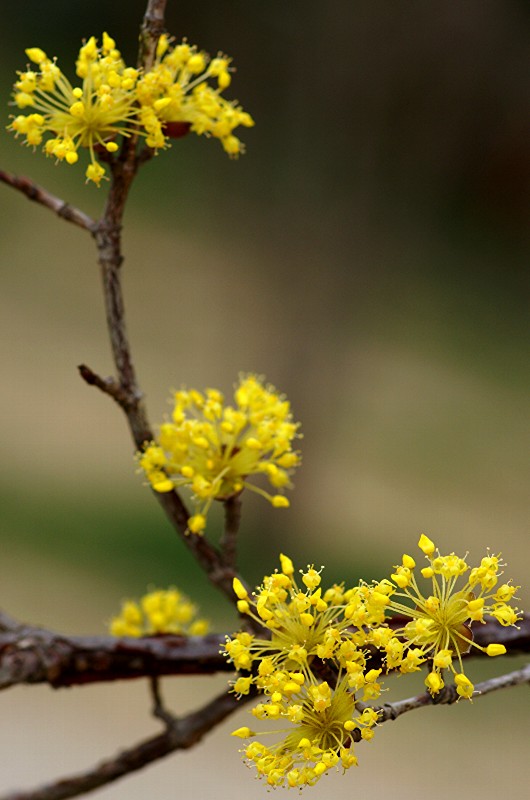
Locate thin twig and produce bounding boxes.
[149,675,176,727]
[84,6,237,594]
[87,179,244,603]
[0,689,246,800]
[374,662,530,722]
[0,170,96,232]
[77,364,133,410]
[90,163,244,601]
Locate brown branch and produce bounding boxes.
[220,494,243,570]
[138,0,168,72]
[373,662,530,723]
[88,166,243,602]
[80,0,242,604]
[149,675,177,727]
[77,364,133,410]
[0,170,96,232]
[0,623,231,690]
[0,689,246,800]
[1,611,528,691]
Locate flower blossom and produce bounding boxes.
[9,33,253,185]
[225,543,521,786]
[377,534,521,698]
[135,34,254,156]
[224,555,384,788]
[9,34,139,185]
[109,587,209,637]
[138,375,301,534]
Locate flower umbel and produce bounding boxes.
[225,556,382,788]
[135,34,254,156]
[234,677,378,788]
[225,544,521,786]
[109,587,209,637]
[9,33,253,185]
[380,535,521,698]
[9,34,139,185]
[138,375,301,534]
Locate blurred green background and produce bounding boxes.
[1,2,528,798]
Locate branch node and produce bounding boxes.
[150,675,176,728]
[77,363,134,411]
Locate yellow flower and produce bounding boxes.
[232,675,375,788]
[225,557,367,677]
[138,375,301,534]
[9,34,139,185]
[224,556,385,787]
[225,542,521,784]
[9,32,253,183]
[135,34,254,156]
[109,587,209,637]
[379,537,521,697]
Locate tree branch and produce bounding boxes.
[149,675,177,727]
[220,495,242,570]
[374,662,530,722]
[1,612,528,691]
[138,0,168,72]
[80,0,243,605]
[0,170,96,232]
[0,624,231,691]
[77,364,134,410]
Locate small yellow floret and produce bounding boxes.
[425,670,444,694]
[233,577,249,600]
[152,478,174,493]
[454,673,474,699]
[418,534,436,555]
[271,495,290,508]
[231,727,254,739]
[26,47,47,64]
[280,553,294,576]
[486,643,507,657]
[188,514,206,534]
[85,162,106,185]
[421,566,434,578]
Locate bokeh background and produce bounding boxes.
[1,1,528,798]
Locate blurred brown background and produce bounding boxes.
[1,1,528,797]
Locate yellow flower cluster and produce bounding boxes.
[379,533,521,698]
[9,33,253,185]
[136,34,254,157]
[109,587,209,637]
[225,540,521,787]
[9,34,136,185]
[138,375,301,535]
[224,555,386,788]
